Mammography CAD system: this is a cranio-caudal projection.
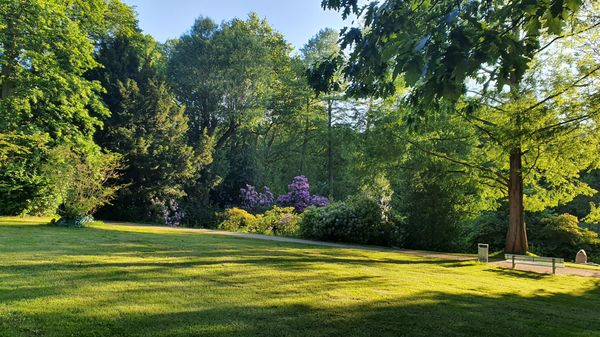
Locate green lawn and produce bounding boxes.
[1,217,599,337]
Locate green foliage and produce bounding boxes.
[0,0,136,219]
[46,146,123,223]
[529,213,599,260]
[217,208,257,232]
[300,28,340,67]
[462,210,508,253]
[0,0,134,141]
[254,207,301,237]
[102,79,197,220]
[2,0,599,257]
[0,133,55,215]
[300,194,405,246]
[217,206,301,237]
[323,0,587,103]
[168,14,294,208]
[88,29,201,221]
[399,174,469,252]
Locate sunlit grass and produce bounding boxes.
[566,262,600,271]
[1,217,599,337]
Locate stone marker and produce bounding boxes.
[576,250,587,264]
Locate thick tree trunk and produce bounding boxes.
[505,148,528,254]
[327,99,333,198]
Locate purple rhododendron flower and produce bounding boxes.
[240,184,274,213]
[162,199,183,227]
[277,176,328,213]
[310,195,329,207]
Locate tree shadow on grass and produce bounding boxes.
[3,284,600,337]
[2,224,475,269]
[482,268,550,280]
[4,223,600,336]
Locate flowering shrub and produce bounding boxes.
[240,184,274,213]
[217,207,301,237]
[254,207,301,236]
[300,194,405,247]
[310,195,329,207]
[218,208,257,232]
[163,199,184,227]
[150,198,184,227]
[277,176,329,213]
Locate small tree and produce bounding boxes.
[47,146,123,226]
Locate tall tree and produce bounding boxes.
[88,27,201,221]
[323,0,596,253]
[0,0,135,215]
[101,80,197,220]
[0,0,135,140]
[400,32,600,253]
[304,28,345,198]
[168,14,293,206]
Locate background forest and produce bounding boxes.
[2,0,600,261]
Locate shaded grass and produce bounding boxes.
[1,218,599,337]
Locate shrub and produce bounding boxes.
[218,207,301,237]
[150,198,184,227]
[277,176,328,213]
[0,133,58,216]
[589,240,600,264]
[254,207,301,236]
[179,195,221,228]
[462,210,508,252]
[47,146,123,225]
[529,213,599,260]
[240,184,274,214]
[217,208,257,232]
[300,194,405,247]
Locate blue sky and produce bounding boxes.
[123,0,355,50]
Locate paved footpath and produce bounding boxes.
[491,260,600,278]
[105,222,600,278]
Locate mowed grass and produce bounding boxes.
[1,218,599,337]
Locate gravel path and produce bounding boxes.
[104,222,600,277]
[491,260,600,278]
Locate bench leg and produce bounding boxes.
[512,256,515,269]
[552,259,556,275]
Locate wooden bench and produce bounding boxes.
[505,254,565,274]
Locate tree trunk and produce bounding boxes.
[327,99,333,198]
[300,98,310,174]
[505,147,528,254]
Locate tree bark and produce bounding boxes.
[327,99,333,198]
[214,120,237,151]
[505,147,528,254]
[300,98,310,174]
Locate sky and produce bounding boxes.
[122,0,355,50]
